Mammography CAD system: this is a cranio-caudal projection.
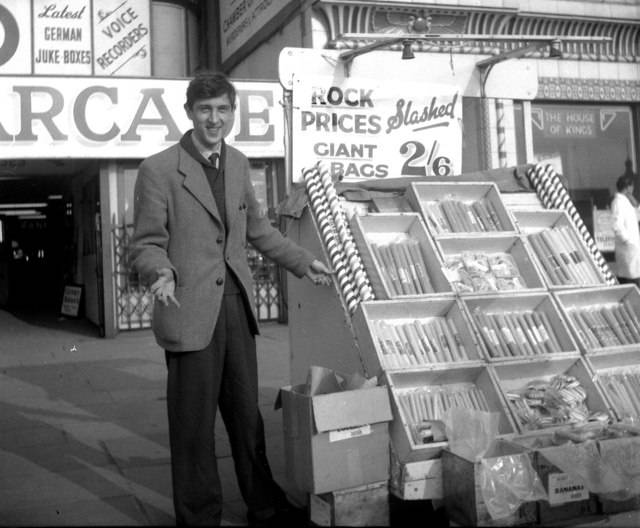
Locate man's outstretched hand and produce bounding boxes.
[150,268,181,307]
[305,259,334,286]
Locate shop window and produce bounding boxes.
[151,1,199,77]
[531,103,636,236]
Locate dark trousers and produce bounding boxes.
[165,294,286,525]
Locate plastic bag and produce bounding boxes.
[443,407,500,460]
[479,453,547,521]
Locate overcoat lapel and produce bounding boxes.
[178,147,223,226]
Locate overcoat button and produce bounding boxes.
[216,278,224,286]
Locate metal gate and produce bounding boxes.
[112,220,282,330]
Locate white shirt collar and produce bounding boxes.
[190,132,221,163]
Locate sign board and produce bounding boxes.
[220,0,295,65]
[593,207,615,252]
[61,284,83,317]
[0,77,284,159]
[92,0,151,76]
[0,0,151,76]
[291,77,462,182]
[531,105,628,139]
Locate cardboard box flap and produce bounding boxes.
[312,386,392,433]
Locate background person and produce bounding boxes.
[611,173,640,287]
[131,71,332,526]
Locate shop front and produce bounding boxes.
[0,76,286,337]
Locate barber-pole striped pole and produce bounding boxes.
[495,99,508,168]
[303,165,369,315]
[317,166,375,303]
[527,163,617,285]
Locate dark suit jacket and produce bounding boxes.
[131,140,314,351]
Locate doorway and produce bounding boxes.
[0,160,102,334]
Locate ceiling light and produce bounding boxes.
[18,214,47,220]
[0,202,47,209]
[549,39,563,58]
[0,209,40,216]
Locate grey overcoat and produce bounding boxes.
[131,141,314,351]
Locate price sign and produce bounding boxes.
[291,77,462,182]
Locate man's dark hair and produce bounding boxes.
[185,71,236,109]
[617,174,635,192]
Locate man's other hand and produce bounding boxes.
[305,260,334,286]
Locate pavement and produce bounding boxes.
[0,309,294,526]
[4,309,640,528]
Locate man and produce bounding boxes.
[612,172,640,287]
[131,71,332,526]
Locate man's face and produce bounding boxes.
[185,93,235,149]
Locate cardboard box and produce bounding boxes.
[460,291,579,362]
[389,451,443,500]
[309,481,389,526]
[277,383,393,494]
[352,297,485,375]
[442,439,538,527]
[553,285,640,356]
[583,349,640,422]
[349,213,452,299]
[597,435,640,514]
[386,366,517,463]
[512,209,607,290]
[535,447,599,523]
[437,234,546,295]
[490,356,614,435]
[405,181,518,236]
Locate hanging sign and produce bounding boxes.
[291,76,462,182]
[32,0,92,75]
[0,0,151,76]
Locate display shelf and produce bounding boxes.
[437,235,546,295]
[460,292,579,362]
[512,209,607,290]
[405,181,517,236]
[352,298,485,375]
[384,366,517,463]
[349,213,452,299]
[553,285,640,356]
[490,356,614,435]
[583,349,640,422]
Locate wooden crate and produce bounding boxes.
[349,213,452,299]
[437,234,546,295]
[441,441,538,527]
[553,285,640,356]
[405,181,517,236]
[584,349,640,422]
[460,292,579,363]
[352,297,485,375]
[490,356,615,435]
[385,366,517,463]
[309,481,389,526]
[512,209,608,290]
